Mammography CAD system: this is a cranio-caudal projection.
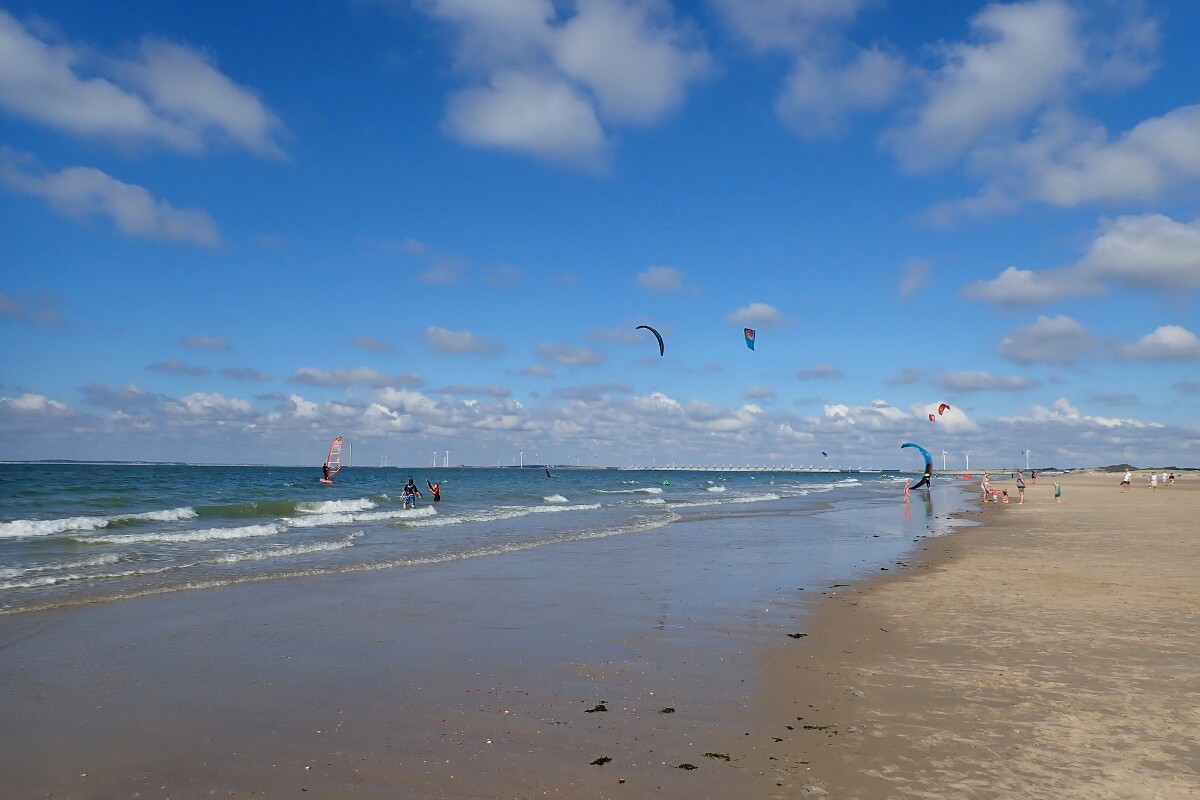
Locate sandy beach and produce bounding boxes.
[757,472,1200,799]
[2,472,1197,798]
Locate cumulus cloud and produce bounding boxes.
[423,326,504,356]
[288,366,423,388]
[964,214,1200,306]
[744,385,776,401]
[635,265,684,292]
[0,288,64,325]
[726,302,786,328]
[1,155,221,245]
[163,392,256,420]
[797,363,843,380]
[997,315,1099,365]
[898,258,931,299]
[423,0,709,168]
[148,360,211,377]
[713,0,904,135]
[439,384,512,398]
[1118,325,1200,361]
[0,392,71,415]
[884,367,922,386]
[885,0,1086,171]
[935,371,1040,392]
[537,342,604,367]
[936,105,1200,218]
[182,335,229,351]
[220,367,270,382]
[777,47,906,136]
[552,383,633,401]
[82,383,160,410]
[0,11,286,157]
[351,335,394,354]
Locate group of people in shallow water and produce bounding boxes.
[402,477,441,507]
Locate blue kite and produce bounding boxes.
[901,442,934,490]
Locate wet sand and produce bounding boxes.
[758,472,1200,798]
[2,473,1197,798]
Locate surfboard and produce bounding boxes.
[319,478,334,485]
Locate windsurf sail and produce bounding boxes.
[325,437,343,478]
[744,328,756,350]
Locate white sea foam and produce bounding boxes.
[212,533,362,564]
[0,515,111,538]
[0,553,121,580]
[76,523,285,545]
[0,507,198,539]
[356,506,437,522]
[670,492,781,508]
[297,498,377,514]
[543,494,569,503]
[596,486,664,495]
[284,512,356,528]
[1,563,179,591]
[114,507,198,523]
[405,502,601,528]
[706,485,727,493]
[641,497,667,504]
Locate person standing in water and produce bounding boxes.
[427,480,441,502]
[322,463,330,482]
[403,477,421,508]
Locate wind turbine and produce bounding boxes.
[965,452,969,472]
[942,450,948,471]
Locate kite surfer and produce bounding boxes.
[403,477,421,508]
[427,480,441,502]
[545,466,552,477]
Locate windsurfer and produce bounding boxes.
[322,463,330,481]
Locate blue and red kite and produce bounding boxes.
[744,328,756,350]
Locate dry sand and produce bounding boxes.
[753,472,1200,799]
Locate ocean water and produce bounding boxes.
[0,464,965,615]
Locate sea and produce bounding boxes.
[0,464,968,616]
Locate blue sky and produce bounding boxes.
[2,0,1198,469]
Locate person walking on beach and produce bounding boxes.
[1121,469,1132,492]
[903,480,910,501]
[1149,473,1158,493]
[1054,483,1062,503]
[981,471,992,503]
[1016,472,1026,504]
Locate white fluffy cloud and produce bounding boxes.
[1,157,221,245]
[965,214,1200,306]
[886,0,1085,171]
[935,371,1040,392]
[635,266,684,292]
[1118,326,1200,362]
[423,0,709,167]
[997,315,1099,365]
[726,302,786,328]
[0,10,285,157]
[288,367,424,388]
[422,326,504,356]
[537,342,605,367]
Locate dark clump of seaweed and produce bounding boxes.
[584,702,608,713]
[703,752,731,761]
[677,763,698,770]
[787,633,808,639]
[659,707,675,714]
[590,756,612,766]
